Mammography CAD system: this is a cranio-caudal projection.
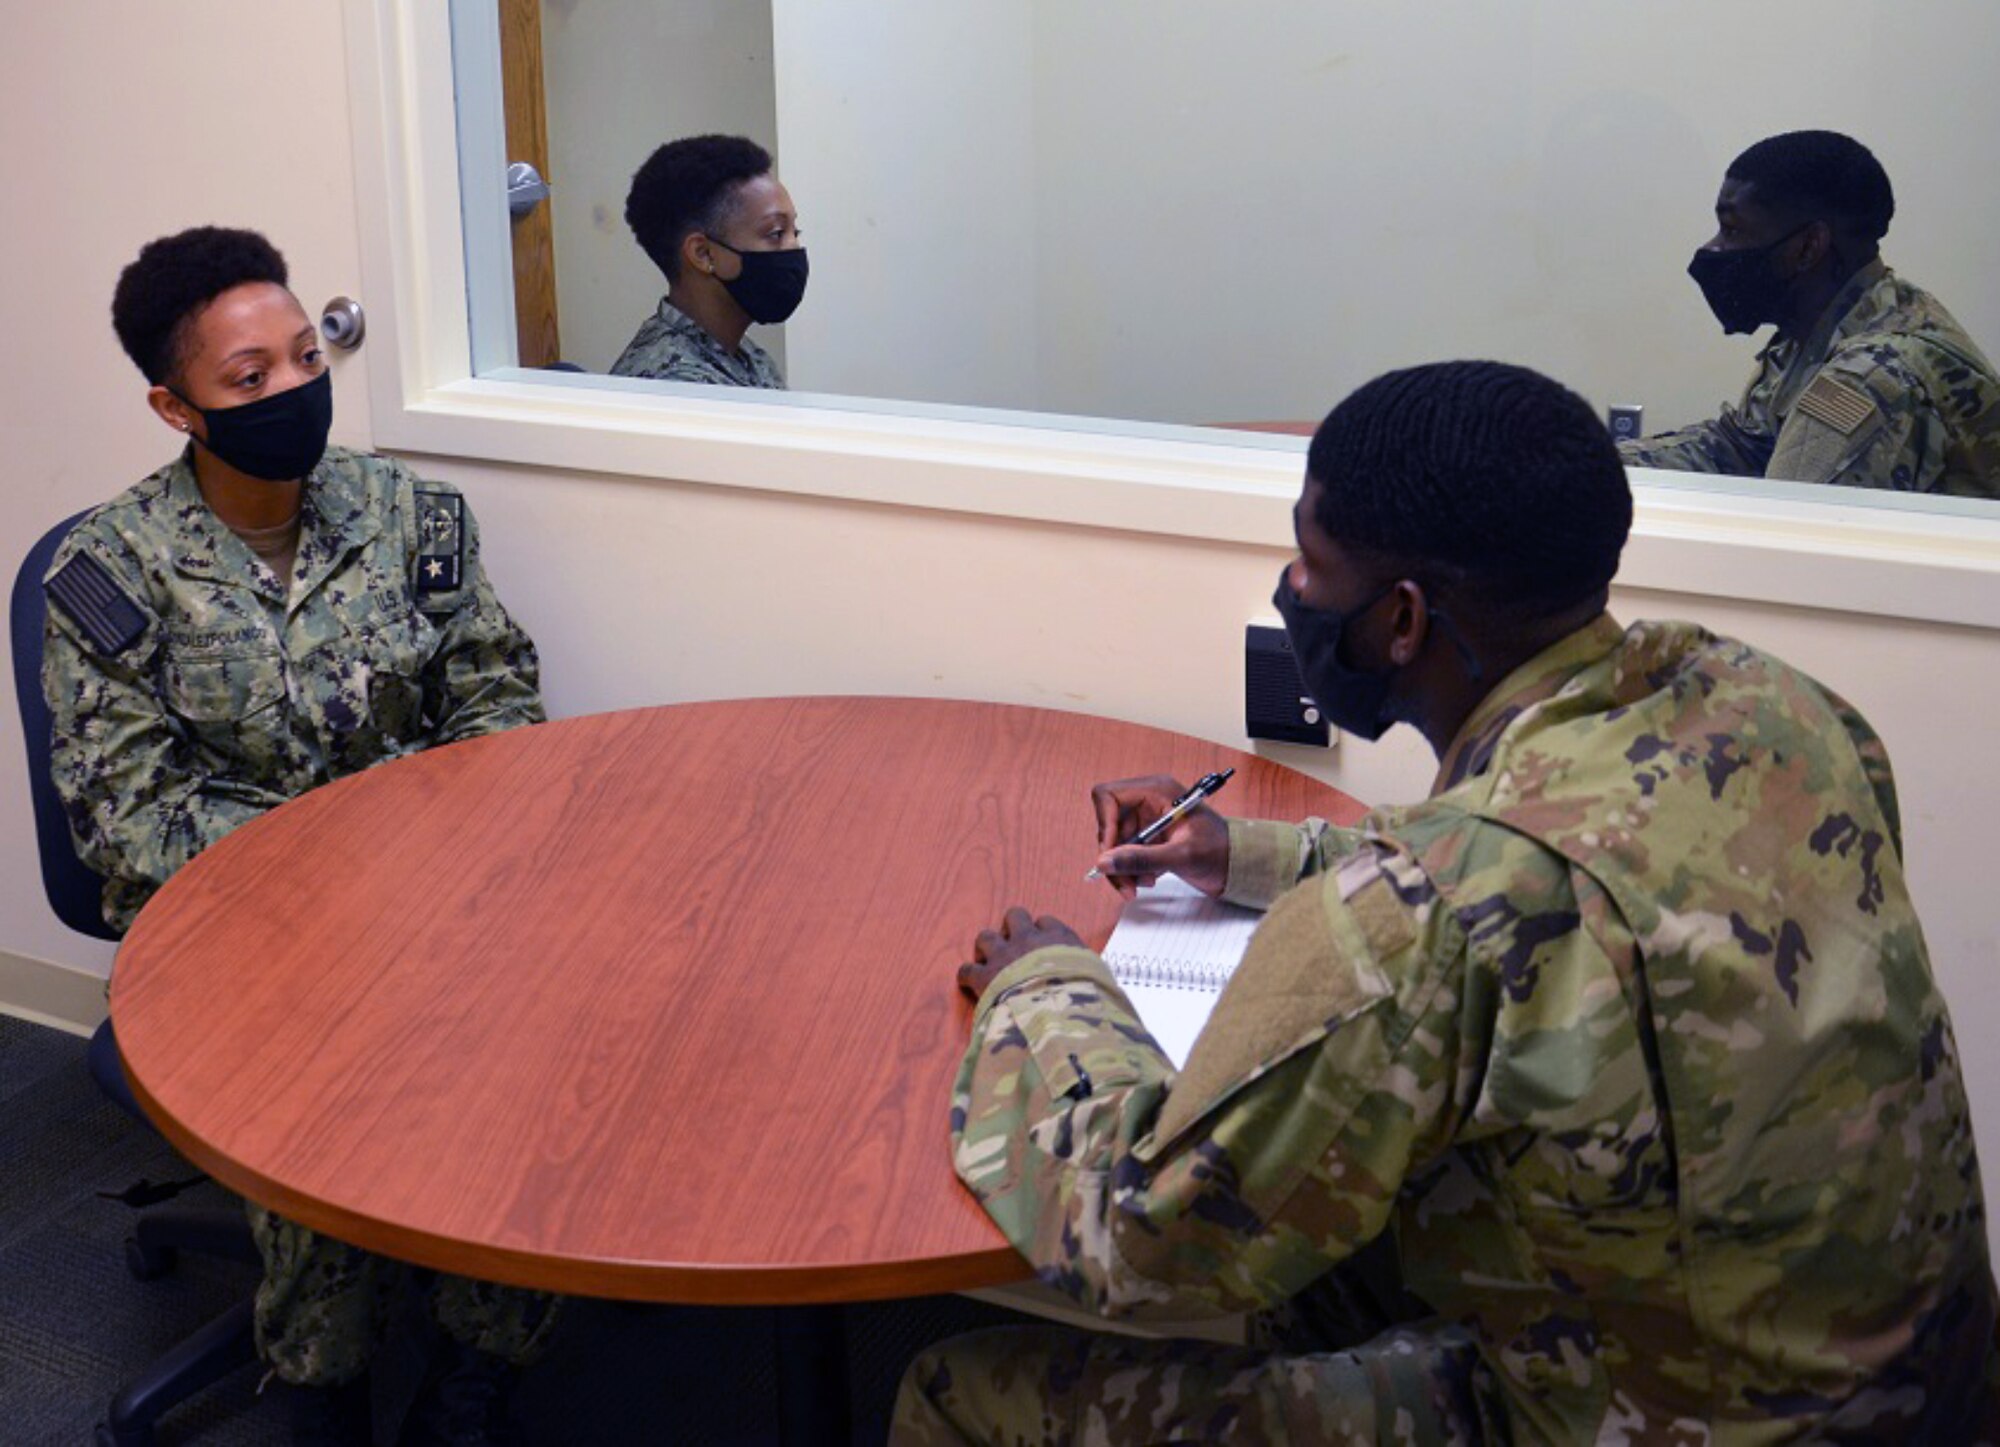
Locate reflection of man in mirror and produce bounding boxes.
[896,362,1999,1444]
[1621,131,2000,499]
[610,134,804,389]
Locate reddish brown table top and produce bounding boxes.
[111,697,1365,1304]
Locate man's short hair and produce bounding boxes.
[625,135,773,283]
[111,226,290,385]
[1308,361,1632,621]
[1727,130,1895,246]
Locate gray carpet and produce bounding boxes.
[0,1013,1032,1444]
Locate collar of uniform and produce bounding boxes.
[1791,257,1891,371]
[657,297,724,350]
[1756,257,1890,382]
[165,446,378,603]
[163,447,283,601]
[290,449,381,601]
[1432,612,1627,795]
[656,295,762,368]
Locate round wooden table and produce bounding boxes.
[113,697,1365,1307]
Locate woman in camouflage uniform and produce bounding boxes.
[43,227,556,1444]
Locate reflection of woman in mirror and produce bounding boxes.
[1619,131,2000,500]
[611,134,805,389]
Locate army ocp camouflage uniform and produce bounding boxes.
[42,445,559,1385]
[894,615,2000,1445]
[1619,259,2000,498]
[608,296,787,388]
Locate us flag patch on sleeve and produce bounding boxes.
[45,553,146,655]
[1795,373,1879,435]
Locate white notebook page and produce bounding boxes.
[1101,875,1262,1068]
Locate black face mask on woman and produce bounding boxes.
[1686,224,1810,336]
[707,240,810,325]
[173,370,333,482]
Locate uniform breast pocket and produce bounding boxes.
[161,647,289,766]
[360,612,440,735]
[163,648,286,723]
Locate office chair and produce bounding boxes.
[12,512,261,1447]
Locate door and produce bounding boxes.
[499,0,561,368]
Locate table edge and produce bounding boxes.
[126,1053,1030,1304]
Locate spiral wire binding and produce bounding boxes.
[1106,952,1232,991]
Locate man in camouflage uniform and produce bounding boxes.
[45,226,556,1442]
[1619,130,2000,499]
[610,133,801,388]
[896,361,2000,1444]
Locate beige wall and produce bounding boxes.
[772,0,1042,409]
[4,5,1999,1243]
[541,0,783,373]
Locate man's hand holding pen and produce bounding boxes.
[957,769,1236,1002]
[1089,774,1233,899]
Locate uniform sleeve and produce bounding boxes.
[1220,815,1364,910]
[952,841,1472,1321]
[1811,679,1905,859]
[40,538,287,931]
[419,492,546,746]
[1767,348,1941,493]
[1617,402,1776,477]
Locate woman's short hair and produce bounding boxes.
[625,135,773,283]
[111,226,290,385]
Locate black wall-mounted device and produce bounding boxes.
[1245,623,1331,746]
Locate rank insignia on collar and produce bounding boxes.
[414,488,463,593]
[46,552,147,656]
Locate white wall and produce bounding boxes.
[766,0,2000,431]
[771,0,1043,409]
[4,4,2000,1250]
[540,0,784,374]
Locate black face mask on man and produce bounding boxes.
[1272,569,1485,743]
[173,370,333,482]
[1271,573,1403,742]
[707,240,810,325]
[1686,224,1811,336]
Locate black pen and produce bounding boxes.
[1085,768,1235,881]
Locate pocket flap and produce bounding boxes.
[163,648,285,722]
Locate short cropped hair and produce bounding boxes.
[111,226,289,385]
[625,135,773,283]
[1727,130,1895,246]
[1308,361,1632,621]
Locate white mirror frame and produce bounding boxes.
[344,0,2000,630]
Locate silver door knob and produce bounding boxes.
[507,161,551,218]
[320,296,366,351]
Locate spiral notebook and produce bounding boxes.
[1102,875,1263,1067]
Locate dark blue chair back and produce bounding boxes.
[11,510,121,943]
